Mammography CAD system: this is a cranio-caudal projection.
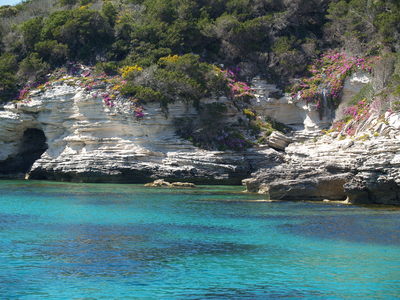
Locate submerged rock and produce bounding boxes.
[170,182,196,188]
[144,179,196,188]
[145,179,172,187]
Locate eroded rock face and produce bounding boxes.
[2,74,398,205]
[250,77,335,133]
[243,115,400,205]
[344,174,400,205]
[250,73,371,140]
[0,82,283,183]
[335,72,372,122]
[0,128,48,175]
[267,131,292,151]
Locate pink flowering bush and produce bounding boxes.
[332,99,370,136]
[133,106,144,119]
[343,99,370,121]
[102,93,115,107]
[18,87,30,100]
[291,51,379,107]
[218,68,254,100]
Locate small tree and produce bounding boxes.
[18,53,50,82]
[0,53,18,102]
[34,40,68,66]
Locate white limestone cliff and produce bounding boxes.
[0,81,281,183]
[2,71,399,204]
[250,72,371,136]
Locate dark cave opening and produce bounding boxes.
[0,128,48,175]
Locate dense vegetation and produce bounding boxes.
[0,0,324,101]
[1,0,400,144]
[1,0,399,101]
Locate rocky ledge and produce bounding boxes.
[0,81,283,184]
[1,71,399,205]
[244,112,400,205]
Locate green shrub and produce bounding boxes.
[123,44,172,67]
[19,17,44,52]
[0,5,18,17]
[154,68,203,103]
[202,102,227,118]
[350,83,374,105]
[156,54,227,101]
[18,53,50,82]
[120,84,165,103]
[34,40,68,66]
[95,61,119,76]
[326,0,400,52]
[272,36,295,55]
[392,100,400,111]
[41,8,113,61]
[0,53,18,101]
[79,0,93,6]
[59,0,78,7]
[101,1,117,26]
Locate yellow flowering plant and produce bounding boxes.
[118,65,143,79]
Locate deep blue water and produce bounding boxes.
[1,180,400,299]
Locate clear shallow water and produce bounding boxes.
[1,180,400,299]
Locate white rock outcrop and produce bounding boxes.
[244,112,400,205]
[250,77,335,140]
[250,73,371,139]
[0,82,282,183]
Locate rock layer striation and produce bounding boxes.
[244,112,400,205]
[0,82,282,183]
[1,76,399,205]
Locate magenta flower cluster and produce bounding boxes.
[17,81,42,100]
[219,68,255,100]
[134,106,144,119]
[18,87,30,100]
[343,100,370,121]
[102,93,114,107]
[291,51,379,107]
[332,99,370,136]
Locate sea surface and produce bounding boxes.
[1,180,400,299]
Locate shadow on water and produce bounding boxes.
[278,213,400,246]
[0,215,264,279]
[180,285,324,299]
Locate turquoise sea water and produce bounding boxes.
[1,180,400,299]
